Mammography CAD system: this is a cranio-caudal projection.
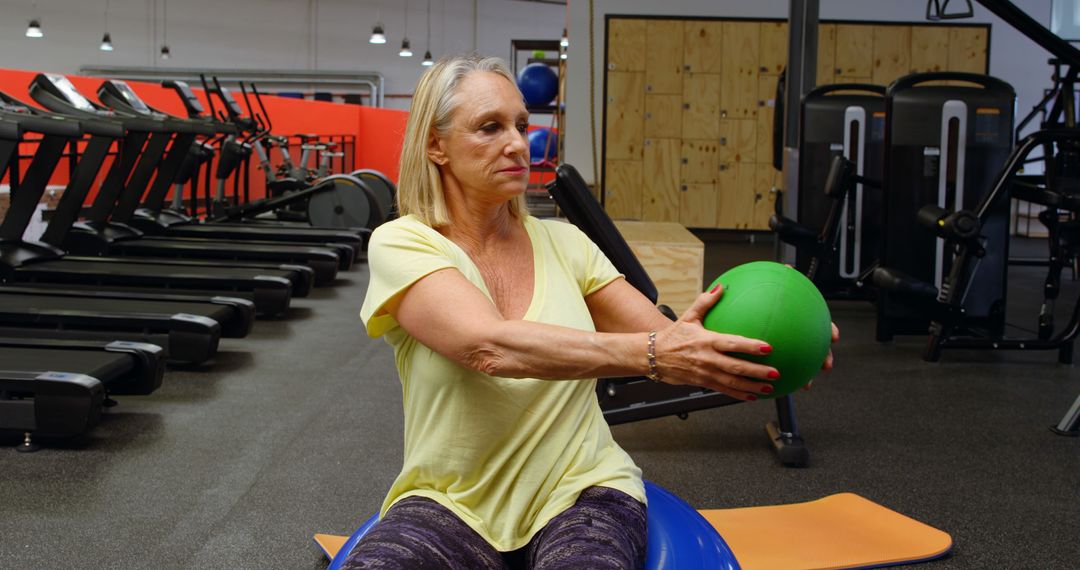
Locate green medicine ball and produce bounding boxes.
[702,261,832,398]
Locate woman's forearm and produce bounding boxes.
[461,319,649,380]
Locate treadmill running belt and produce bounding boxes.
[0,347,134,381]
[36,259,290,280]
[0,294,233,322]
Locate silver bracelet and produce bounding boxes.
[646,331,661,381]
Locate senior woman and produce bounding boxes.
[353,54,833,570]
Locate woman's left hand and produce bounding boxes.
[805,322,840,391]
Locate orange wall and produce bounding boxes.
[0,67,559,210]
[357,106,408,184]
[0,68,406,207]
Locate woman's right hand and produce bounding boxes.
[653,285,778,401]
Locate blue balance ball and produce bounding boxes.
[518,63,559,106]
[326,482,741,570]
[528,128,557,163]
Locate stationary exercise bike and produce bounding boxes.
[165,76,385,230]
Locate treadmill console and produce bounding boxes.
[163,80,205,116]
[216,86,244,117]
[43,74,99,112]
[107,80,152,114]
[0,97,30,114]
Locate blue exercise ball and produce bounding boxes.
[517,63,559,106]
[327,481,741,570]
[528,128,557,163]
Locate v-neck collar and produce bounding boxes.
[432,216,544,322]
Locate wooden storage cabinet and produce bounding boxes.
[645,20,684,94]
[605,72,645,161]
[682,73,720,139]
[603,17,989,230]
[642,137,680,223]
[683,21,723,74]
[720,22,761,120]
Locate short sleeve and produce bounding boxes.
[538,218,622,297]
[580,232,622,296]
[359,219,456,338]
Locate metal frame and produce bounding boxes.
[79,66,386,108]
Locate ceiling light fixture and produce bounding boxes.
[26,19,43,38]
[421,0,433,66]
[369,24,386,44]
[370,6,386,44]
[159,0,170,59]
[99,0,113,51]
[399,1,412,57]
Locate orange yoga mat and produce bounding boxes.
[699,493,953,570]
[314,533,349,559]
[315,493,952,569]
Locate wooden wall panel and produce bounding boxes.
[872,25,912,86]
[645,20,685,94]
[756,75,779,165]
[759,21,788,76]
[835,24,874,80]
[947,27,988,74]
[720,21,760,119]
[645,94,682,138]
[604,159,643,219]
[605,72,645,160]
[817,23,837,86]
[680,184,718,228]
[752,163,779,229]
[716,162,740,228]
[681,73,721,139]
[608,19,647,72]
[684,21,723,74]
[911,26,950,73]
[718,119,756,165]
[643,138,681,222]
[681,140,719,184]
[734,162,758,230]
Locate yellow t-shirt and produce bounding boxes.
[359,214,645,552]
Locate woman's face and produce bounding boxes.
[429,71,530,205]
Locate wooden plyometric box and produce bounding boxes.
[613,220,704,316]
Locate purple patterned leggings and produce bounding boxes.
[340,486,648,570]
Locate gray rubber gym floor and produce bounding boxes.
[1,236,1077,569]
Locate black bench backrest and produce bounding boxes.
[546,164,659,304]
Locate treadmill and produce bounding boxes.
[94,78,358,271]
[204,82,384,235]
[25,74,343,285]
[0,94,296,317]
[12,77,312,292]
[152,78,371,253]
[0,99,251,364]
[1,337,164,451]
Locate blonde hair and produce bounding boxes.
[397,54,529,227]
